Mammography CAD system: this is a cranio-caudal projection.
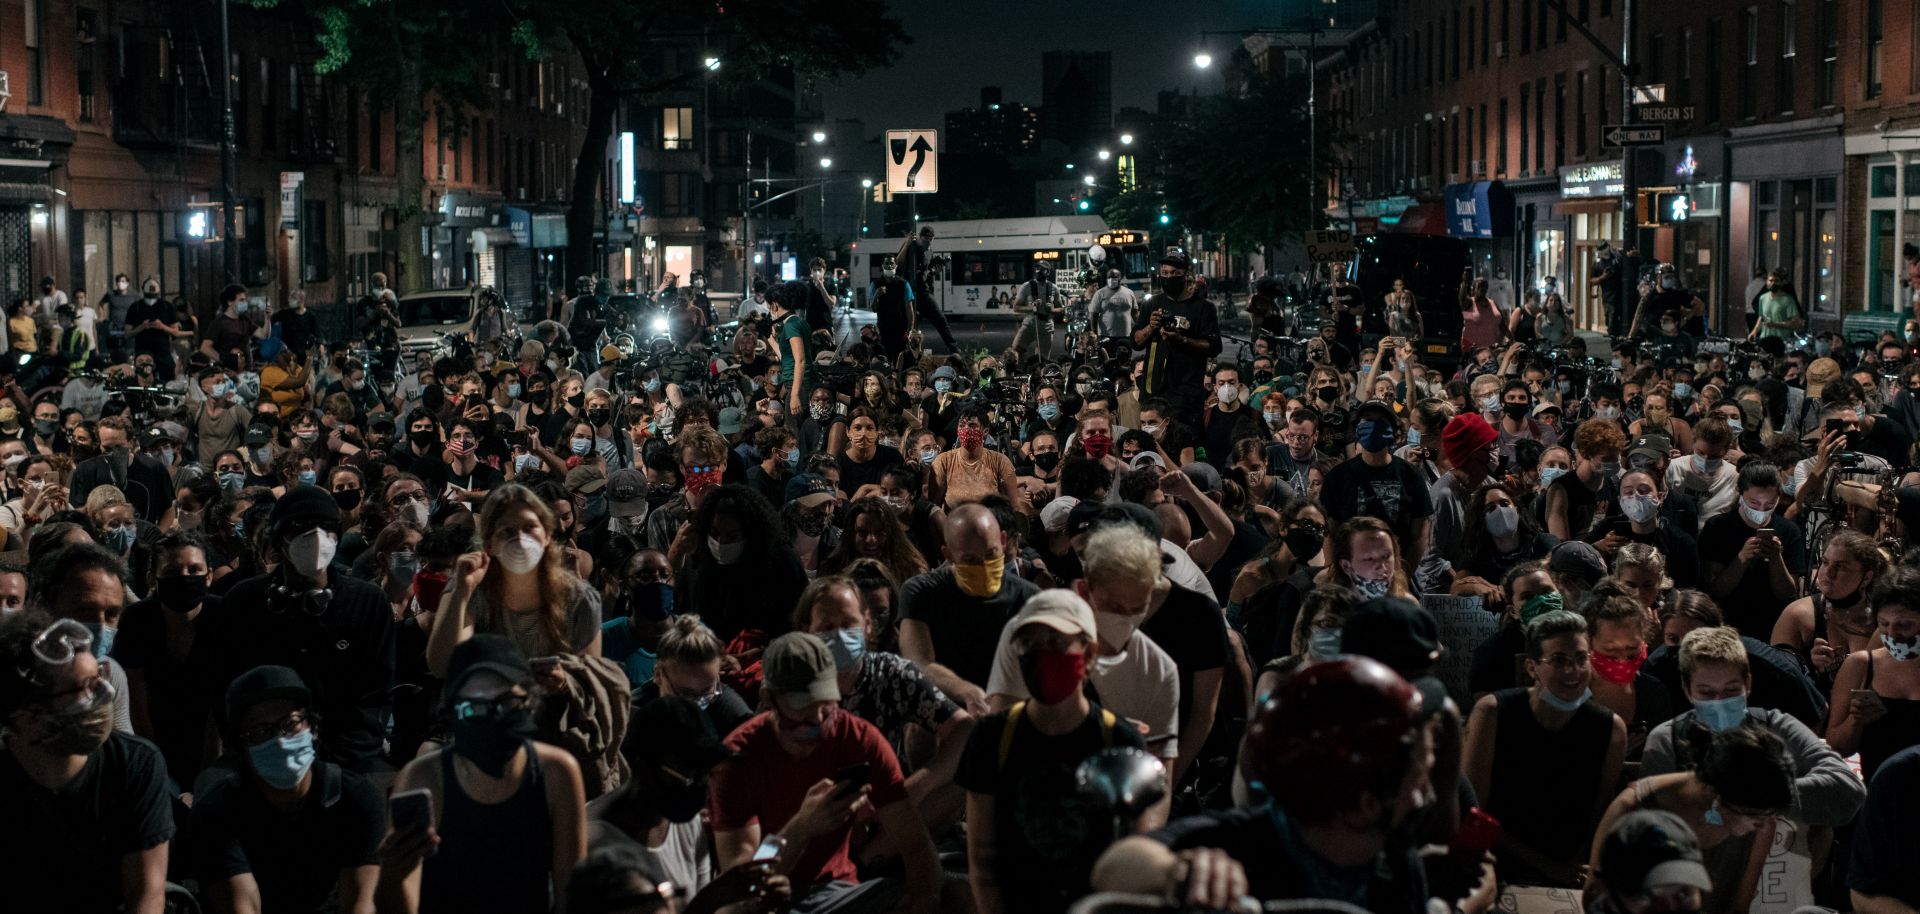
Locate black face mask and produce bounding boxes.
[409,428,438,449]
[1033,452,1060,473]
[1316,386,1339,403]
[1284,528,1324,562]
[32,418,55,437]
[1502,402,1531,421]
[333,489,362,512]
[653,770,711,824]
[156,573,209,612]
[450,706,535,777]
[586,408,612,426]
[629,582,675,621]
[567,392,586,409]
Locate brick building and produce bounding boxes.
[1315,0,1897,333]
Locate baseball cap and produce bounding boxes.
[1009,589,1098,641]
[1179,461,1222,495]
[1628,434,1672,467]
[1130,451,1169,471]
[1341,597,1441,675]
[244,424,274,447]
[566,464,607,495]
[785,473,836,509]
[930,364,958,382]
[1158,247,1192,270]
[600,344,623,363]
[1066,499,1164,541]
[1597,810,1713,896]
[1548,540,1609,587]
[142,425,179,448]
[1352,399,1398,427]
[445,633,533,695]
[1805,357,1841,398]
[225,665,312,722]
[268,484,341,532]
[1039,496,1081,534]
[606,468,647,518]
[763,632,840,707]
[717,407,747,436]
[367,411,396,431]
[1531,402,1562,418]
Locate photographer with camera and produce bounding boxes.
[1011,262,1062,361]
[1131,249,1219,419]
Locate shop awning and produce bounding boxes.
[1442,181,1515,238]
[469,227,517,254]
[1394,202,1450,236]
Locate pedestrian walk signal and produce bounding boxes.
[1656,191,1691,224]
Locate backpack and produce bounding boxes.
[996,700,1117,771]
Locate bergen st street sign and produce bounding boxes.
[1603,124,1666,149]
[1635,105,1696,122]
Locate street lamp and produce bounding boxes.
[703,56,721,71]
[811,130,827,143]
[820,157,832,169]
[860,178,873,188]
[1193,51,1213,69]
[1097,149,1111,160]
[1119,133,1134,145]
[1082,175,1096,186]
[1065,162,1076,170]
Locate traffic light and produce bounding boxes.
[1654,191,1691,224]
[1078,199,1092,211]
[1158,212,1171,225]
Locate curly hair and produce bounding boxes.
[821,497,926,583]
[1572,418,1628,458]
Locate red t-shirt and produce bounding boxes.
[708,708,909,885]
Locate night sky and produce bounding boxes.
[822,0,1284,138]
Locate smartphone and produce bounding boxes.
[1826,418,1846,436]
[1450,807,1503,855]
[829,762,871,800]
[1756,527,1777,540]
[389,788,434,833]
[751,833,787,865]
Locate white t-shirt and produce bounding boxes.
[1787,453,1889,496]
[985,625,1180,758]
[1666,457,1739,531]
[644,819,714,896]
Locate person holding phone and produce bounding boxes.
[1698,463,1805,640]
[377,635,587,914]
[190,665,384,914]
[1826,566,1920,785]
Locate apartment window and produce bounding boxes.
[1867,0,1883,98]
[1602,0,1613,15]
[1521,0,1532,53]
[1554,73,1567,169]
[1466,107,1476,171]
[1519,85,1530,174]
[1557,0,1569,42]
[1576,69,1588,155]
[1817,0,1838,105]
[1535,77,1547,173]
[25,0,44,105]
[1782,1,1799,109]
[1500,0,1510,54]
[260,58,275,150]
[1538,0,1551,48]
[368,102,380,172]
[77,9,98,121]
[1648,34,1664,84]
[1742,6,1760,118]
[232,53,247,142]
[1480,103,1489,173]
[662,107,693,150]
[662,173,694,217]
[1707,19,1724,122]
[1467,7,1477,70]
[1497,97,1509,175]
[1579,0,1591,21]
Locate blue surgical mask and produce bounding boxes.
[825,626,866,673]
[220,471,245,493]
[105,526,135,554]
[1538,686,1593,712]
[919,449,938,465]
[934,379,952,395]
[1540,466,1567,487]
[1814,339,1833,357]
[1704,802,1725,827]
[1308,627,1343,661]
[1263,410,1284,426]
[1036,403,1060,421]
[297,470,317,485]
[571,438,593,455]
[507,383,523,399]
[1673,382,1694,400]
[514,453,541,474]
[1406,427,1422,446]
[1692,692,1749,732]
[80,621,116,658]
[644,378,663,393]
[211,380,234,399]
[248,729,317,790]
[1355,419,1395,453]
[785,448,801,470]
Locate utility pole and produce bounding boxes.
[219,0,239,284]
[1620,0,1636,261]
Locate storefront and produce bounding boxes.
[1732,116,1841,327]
[0,115,74,308]
[1842,124,1916,322]
[429,192,493,290]
[1442,180,1517,290]
[504,205,568,315]
[1552,164,1625,330]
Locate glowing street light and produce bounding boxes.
[819,157,833,169]
[811,130,827,143]
[703,56,722,71]
[1119,133,1134,145]
[860,178,873,188]
[1082,175,1096,186]
[1097,149,1111,160]
[1193,51,1213,69]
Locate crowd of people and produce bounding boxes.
[2,244,1918,914]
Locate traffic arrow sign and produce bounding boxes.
[1603,124,1666,148]
[885,129,939,194]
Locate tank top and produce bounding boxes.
[1859,653,1920,784]
[1486,689,1616,885]
[421,743,554,914]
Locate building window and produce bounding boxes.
[368,102,381,173]
[1576,69,1588,156]
[1467,6,1477,70]
[261,58,275,151]
[1497,97,1509,175]
[1554,73,1566,169]
[1707,19,1723,123]
[77,9,98,121]
[1867,0,1883,99]
[1480,102,1489,173]
[1817,0,1838,105]
[1781,0,1798,109]
[1538,0,1551,48]
[1648,34,1665,84]
[1742,6,1760,118]
[662,107,693,150]
[662,173,694,217]
[1519,86,1530,175]
[1534,77,1546,173]
[1521,0,1532,53]
[25,0,44,105]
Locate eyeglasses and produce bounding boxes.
[30,618,95,667]
[669,684,723,709]
[389,490,428,507]
[239,710,311,746]
[452,693,532,720]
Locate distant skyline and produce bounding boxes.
[821,0,1282,141]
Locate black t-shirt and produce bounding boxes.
[125,297,178,352]
[113,595,225,785]
[1139,584,1231,731]
[274,309,322,354]
[1318,456,1435,545]
[188,762,385,914]
[953,704,1146,914]
[899,567,1042,688]
[1582,517,1702,588]
[1849,745,1920,909]
[837,447,904,497]
[1467,621,1527,698]
[1136,292,1220,411]
[201,574,397,773]
[1696,511,1807,639]
[1150,806,1428,914]
[1201,517,1270,604]
[0,732,176,913]
[1199,406,1255,469]
[745,464,787,506]
[1544,470,1613,538]
[444,460,503,495]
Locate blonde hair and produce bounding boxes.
[657,614,725,665]
[1613,543,1673,590]
[84,485,129,516]
[1678,625,1750,682]
[1080,525,1163,591]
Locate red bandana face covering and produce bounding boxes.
[684,466,724,496]
[1022,647,1087,704]
[1082,431,1112,459]
[957,427,985,450]
[1591,642,1648,686]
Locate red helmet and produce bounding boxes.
[1244,656,1422,821]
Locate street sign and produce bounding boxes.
[1304,229,1356,263]
[1635,105,1696,122]
[1603,124,1666,148]
[885,129,939,193]
[1631,84,1667,104]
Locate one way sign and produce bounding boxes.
[1603,124,1666,148]
[886,129,939,194]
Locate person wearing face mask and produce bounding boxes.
[1698,462,1805,638]
[378,634,589,914]
[1826,567,1920,785]
[1020,383,1078,448]
[588,697,740,900]
[836,409,904,498]
[1583,596,1674,756]
[1328,517,1416,607]
[203,485,394,774]
[0,610,176,914]
[189,665,385,913]
[765,282,815,421]
[1463,609,1630,886]
[1771,530,1888,693]
[867,256,916,362]
[1631,264,1708,339]
[1132,249,1220,419]
[675,484,808,648]
[1659,417,1736,531]
[1545,419,1627,541]
[899,503,1042,711]
[112,532,226,784]
[1419,412,1504,590]
[191,365,253,467]
[1198,366,1258,472]
[1320,401,1435,566]
[67,415,172,526]
[963,591,1152,914]
[1093,268,1138,343]
[929,406,1020,511]
[1639,627,1864,833]
[782,474,842,574]
[749,426,799,505]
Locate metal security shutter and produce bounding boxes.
[502,246,535,314]
[0,207,30,302]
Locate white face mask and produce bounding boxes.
[286,528,338,577]
[399,501,430,527]
[1620,494,1660,524]
[493,531,545,575]
[1093,610,1141,653]
[708,536,747,565]
[1740,502,1773,527]
[1484,504,1519,539]
[1216,384,1239,404]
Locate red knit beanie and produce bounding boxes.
[1441,413,1498,466]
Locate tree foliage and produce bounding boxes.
[1160,70,1329,249]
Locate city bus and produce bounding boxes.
[848,216,1152,318]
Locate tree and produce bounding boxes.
[260,0,505,293]
[1102,187,1188,241]
[507,0,908,296]
[1159,70,1332,251]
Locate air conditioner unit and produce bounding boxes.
[1494,41,1508,58]
[438,164,451,181]
[489,72,501,89]
[1448,173,1464,185]
[1471,159,1487,176]
[0,71,11,113]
